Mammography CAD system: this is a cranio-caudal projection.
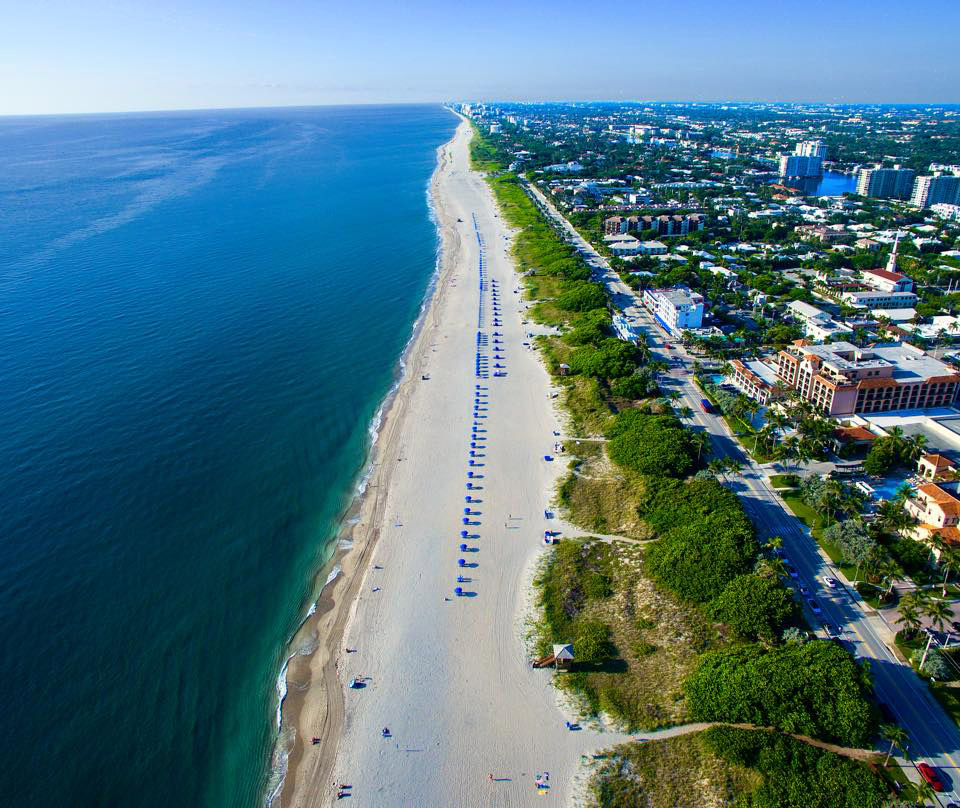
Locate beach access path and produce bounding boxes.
[280,119,636,807]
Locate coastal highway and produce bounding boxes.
[522,177,960,803]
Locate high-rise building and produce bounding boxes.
[856,166,915,200]
[911,174,960,208]
[795,140,828,159]
[779,154,823,178]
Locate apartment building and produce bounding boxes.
[856,166,915,200]
[795,140,828,159]
[603,213,705,237]
[642,287,704,335]
[912,174,960,208]
[775,341,960,416]
[779,154,823,178]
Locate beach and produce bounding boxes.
[277,117,623,808]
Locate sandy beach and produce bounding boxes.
[277,117,625,808]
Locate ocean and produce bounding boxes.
[0,104,456,806]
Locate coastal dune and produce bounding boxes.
[279,119,620,808]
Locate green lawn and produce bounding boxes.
[780,495,861,577]
[769,474,800,489]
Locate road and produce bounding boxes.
[523,177,960,804]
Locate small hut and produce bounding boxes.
[552,644,575,671]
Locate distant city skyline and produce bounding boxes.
[2,0,959,115]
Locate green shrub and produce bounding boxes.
[606,409,698,477]
[709,574,798,642]
[576,620,614,665]
[700,726,887,808]
[685,641,876,746]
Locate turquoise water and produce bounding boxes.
[870,473,913,500]
[0,105,456,806]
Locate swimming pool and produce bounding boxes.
[868,473,913,501]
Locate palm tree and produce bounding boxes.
[922,596,953,635]
[880,723,909,766]
[905,433,928,464]
[765,536,784,555]
[707,458,727,478]
[725,458,745,478]
[897,600,923,640]
[937,543,960,596]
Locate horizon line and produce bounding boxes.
[3,98,960,119]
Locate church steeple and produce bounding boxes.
[885,234,900,274]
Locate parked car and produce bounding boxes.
[799,585,810,597]
[917,762,944,792]
[822,576,838,589]
[785,564,799,579]
[807,598,822,615]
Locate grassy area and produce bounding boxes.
[563,375,614,437]
[769,474,800,489]
[557,453,650,539]
[535,539,728,730]
[780,494,829,538]
[587,733,761,808]
[588,727,890,808]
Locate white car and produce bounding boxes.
[822,576,838,589]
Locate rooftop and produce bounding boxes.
[794,341,957,382]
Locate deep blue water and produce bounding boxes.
[0,105,456,807]
[773,170,858,196]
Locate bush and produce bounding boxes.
[556,281,608,312]
[685,641,877,746]
[606,410,698,477]
[576,620,614,665]
[568,338,640,380]
[642,478,758,603]
[913,648,953,680]
[709,574,798,642]
[610,368,658,399]
[700,727,887,808]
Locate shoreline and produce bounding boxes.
[270,116,465,806]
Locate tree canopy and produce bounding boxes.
[685,641,876,746]
[709,574,798,642]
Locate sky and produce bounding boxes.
[1,0,959,115]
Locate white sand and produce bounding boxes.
[281,119,631,808]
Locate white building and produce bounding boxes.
[912,174,960,208]
[931,204,960,222]
[638,240,668,255]
[840,290,919,309]
[795,140,828,159]
[642,287,704,335]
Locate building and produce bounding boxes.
[728,359,783,405]
[779,154,823,178]
[918,453,958,482]
[642,287,704,335]
[904,482,960,552]
[604,234,642,256]
[911,174,960,208]
[774,341,960,416]
[860,269,914,295]
[839,290,918,309]
[603,213,706,237]
[786,300,832,328]
[795,140,828,159]
[931,203,960,222]
[638,240,668,255]
[855,167,915,200]
[604,216,629,235]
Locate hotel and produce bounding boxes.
[775,341,960,416]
